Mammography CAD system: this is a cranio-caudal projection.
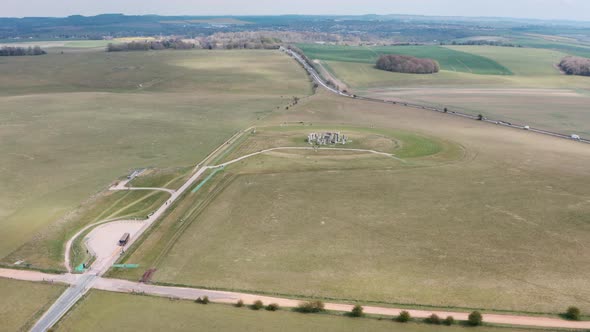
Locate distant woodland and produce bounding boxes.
[442,40,523,47]
[558,56,590,76]
[376,54,440,74]
[107,39,195,51]
[105,30,372,53]
[0,46,46,56]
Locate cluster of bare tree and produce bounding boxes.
[0,46,46,56]
[192,31,378,49]
[102,31,421,54]
[107,39,195,52]
[559,56,590,76]
[376,54,440,74]
[204,31,358,46]
[200,33,282,50]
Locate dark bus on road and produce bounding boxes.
[119,233,130,246]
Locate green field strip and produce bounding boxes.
[297,44,512,75]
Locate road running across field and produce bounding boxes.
[1,267,589,330]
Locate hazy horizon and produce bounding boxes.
[3,0,590,22]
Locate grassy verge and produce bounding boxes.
[0,278,66,332]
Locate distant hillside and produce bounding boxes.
[1,14,590,48]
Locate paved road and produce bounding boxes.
[28,132,250,331]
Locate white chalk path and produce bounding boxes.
[212,146,404,169]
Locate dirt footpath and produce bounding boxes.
[0,268,76,284]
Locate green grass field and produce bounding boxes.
[511,35,590,58]
[128,167,191,190]
[298,44,512,75]
[317,47,589,90]
[445,46,565,76]
[129,91,590,314]
[3,43,590,328]
[218,125,458,162]
[62,40,114,48]
[0,278,65,332]
[0,49,311,269]
[54,290,534,332]
[108,126,459,281]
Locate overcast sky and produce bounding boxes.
[3,0,590,21]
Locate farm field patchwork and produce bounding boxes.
[0,49,311,270]
[54,290,534,332]
[298,44,512,75]
[0,278,66,332]
[311,44,589,89]
[301,44,590,136]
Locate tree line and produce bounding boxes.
[376,54,440,74]
[106,36,283,52]
[442,40,523,47]
[0,46,46,56]
[559,56,590,76]
[107,39,195,52]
